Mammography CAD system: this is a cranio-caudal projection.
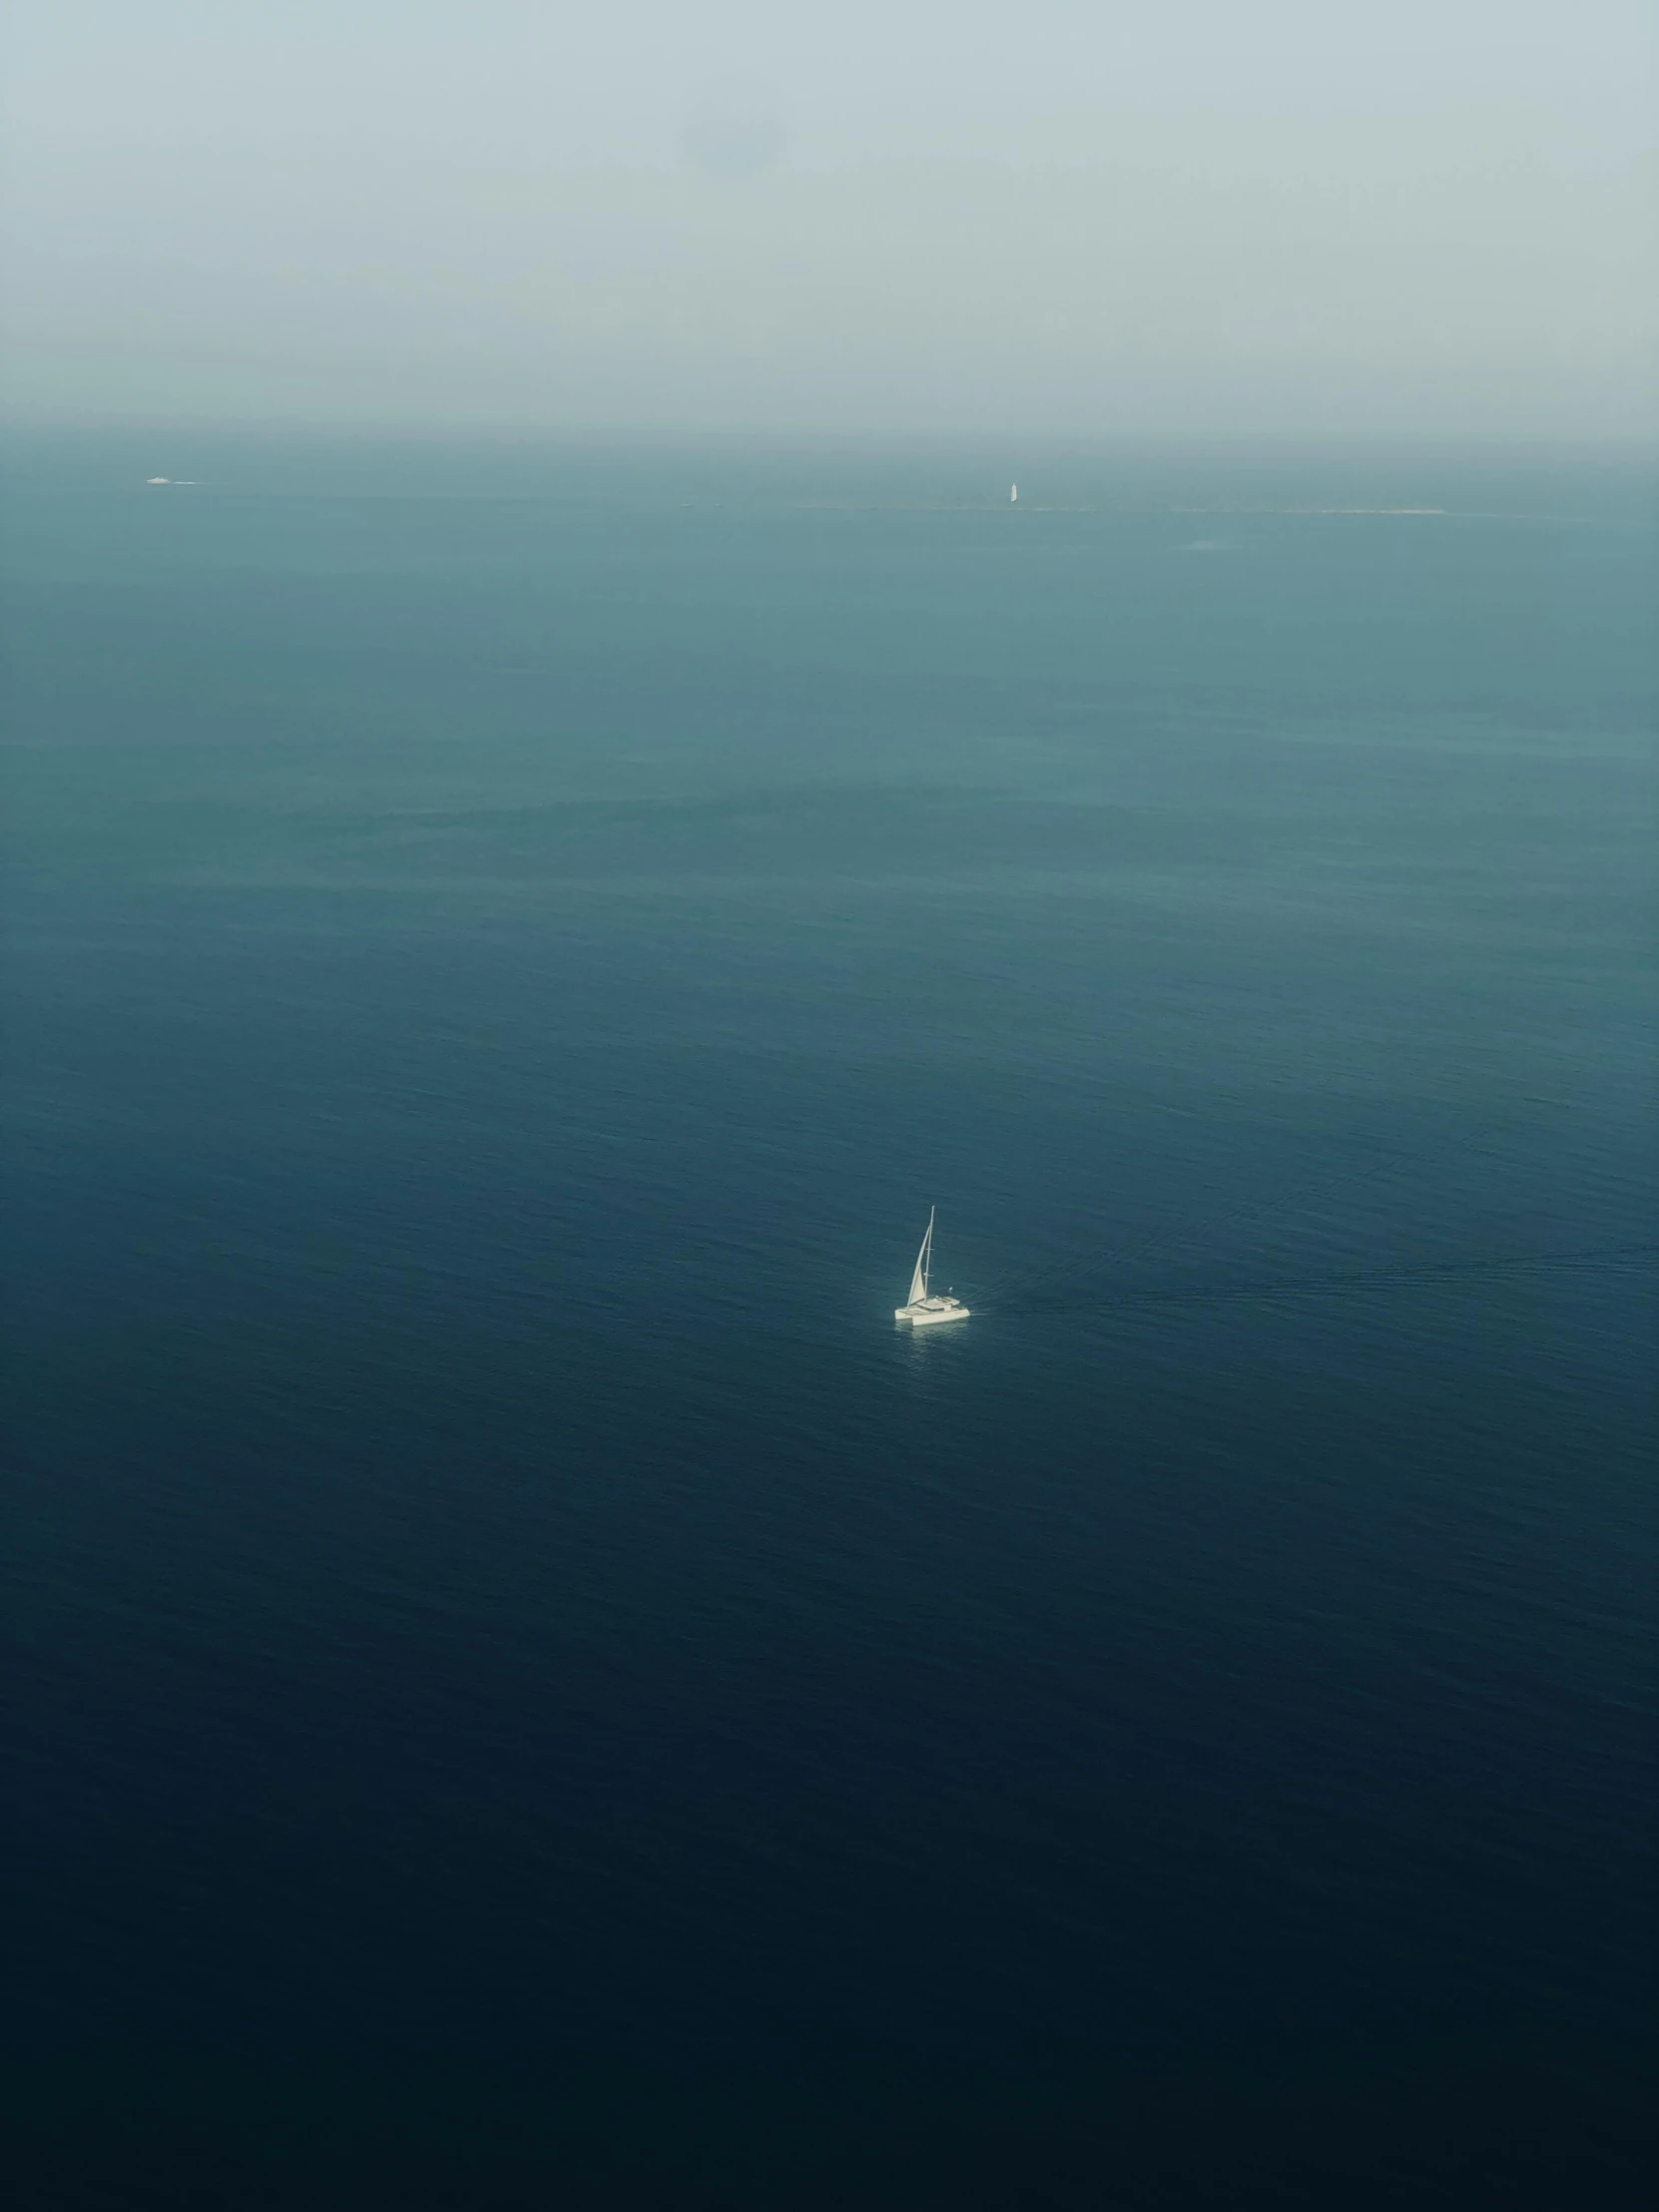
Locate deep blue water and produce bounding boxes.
[2,434,1654,2207]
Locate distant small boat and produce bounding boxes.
[894,1208,969,1327]
[1010,483,1018,503]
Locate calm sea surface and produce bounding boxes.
[2,435,1654,2207]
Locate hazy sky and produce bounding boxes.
[3,0,1654,434]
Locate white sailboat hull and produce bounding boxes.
[895,1298,970,1327]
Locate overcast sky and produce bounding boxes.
[3,0,1654,434]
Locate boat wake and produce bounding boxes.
[986,1242,1655,1322]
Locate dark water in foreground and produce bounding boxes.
[2,436,1654,2207]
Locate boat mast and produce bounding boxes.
[922,1206,934,1297]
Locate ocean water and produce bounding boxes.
[1,434,1654,2208]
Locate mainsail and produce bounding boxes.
[906,1209,934,1306]
[894,1206,967,1326]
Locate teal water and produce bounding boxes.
[2,434,1655,2207]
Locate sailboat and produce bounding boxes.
[893,1208,970,1326]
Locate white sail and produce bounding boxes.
[906,1209,933,1306]
[893,1206,967,1325]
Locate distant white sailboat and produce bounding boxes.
[894,1208,969,1327]
[1010,483,1018,503]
